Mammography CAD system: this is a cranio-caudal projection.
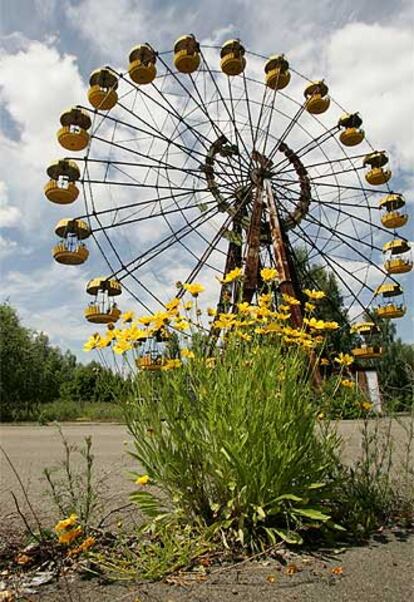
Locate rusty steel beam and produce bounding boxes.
[263,180,303,327]
[243,184,264,302]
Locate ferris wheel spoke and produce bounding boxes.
[188,69,249,183]
[112,200,231,280]
[271,126,339,172]
[90,198,219,232]
[285,239,353,329]
[279,152,369,175]
[177,214,241,295]
[275,190,383,294]
[116,70,217,154]
[85,102,212,168]
[265,104,307,165]
[273,180,386,235]
[285,219,377,317]
[299,211,398,288]
[274,179,378,210]
[198,51,253,162]
[226,76,251,179]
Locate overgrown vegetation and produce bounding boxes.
[126,339,342,550]
[0,302,129,421]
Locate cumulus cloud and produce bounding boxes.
[0,38,87,239]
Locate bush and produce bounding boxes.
[125,338,342,549]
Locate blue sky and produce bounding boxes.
[0,0,413,359]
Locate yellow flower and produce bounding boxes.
[340,379,354,389]
[121,311,135,323]
[214,312,237,329]
[260,267,279,282]
[83,333,100,352]
[237,302,251,314]
[54,514,78,533]
[235,331,252,342]
[334,353,354,367]
[361,401,373,411]
[162,358,182,371]
[181,348,195,359]
[184,301,193,310]
[137,315,153,325]
[258,293,272,307]
[281,293,300,306]
[304,317,339,331]
[317,412,325,420]
[68,536,96,556]
[58,526,83,545]
[305,302,316,313]
[273,312,291,321]
[205,357,216,368]
[183,282,205,297]
[165,297,180,311]
[278,304,291,312]
[320,358,330,366]
[113,340,133,354]
[264,322,282,334]
[219,267,243,284]
[136,474,150,486]
[95,335,112,349]
[207,307,217,317]
[303,288,326,300]
[174,319,189,331]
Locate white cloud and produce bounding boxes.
[0,234,18,258]
[0,39,86,234]
[326,22,414,173]
[0,180,22,227]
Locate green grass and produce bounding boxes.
[3,400,124,423]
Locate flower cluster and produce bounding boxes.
[83,275,347,371]
[54,514,82,545]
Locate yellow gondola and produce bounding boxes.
[44,160,80,204]
[86,277,122,296]
[376,304,406,319]
[384,257,413,275]
[52,218,91,265]
[304,81,330,114]
[383,239,410,255]
[264,54,290,90]
[363,151,391,185]
[57,107,91,151]
[135,355,164,371]
[352,345,383,359]
[379,193,408,228]
[173,35,200,74]
[128,44,157,84]
[84,304,121,324]
[381,211,408,229]
[84,277,122,324]
[338,113,365,146]
[220,39,246,76]
[88,68,118,110]
[375,282,402,297]
[375,281,406,319]
[350,321,378,335]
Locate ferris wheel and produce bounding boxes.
[44,36,412,360]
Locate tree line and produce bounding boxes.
[0,302,128,421]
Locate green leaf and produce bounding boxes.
[273,528,303,545]
[273,494,304,503]
[306,482,326,490]
[129,491,161,518]
[291,508,331,522]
